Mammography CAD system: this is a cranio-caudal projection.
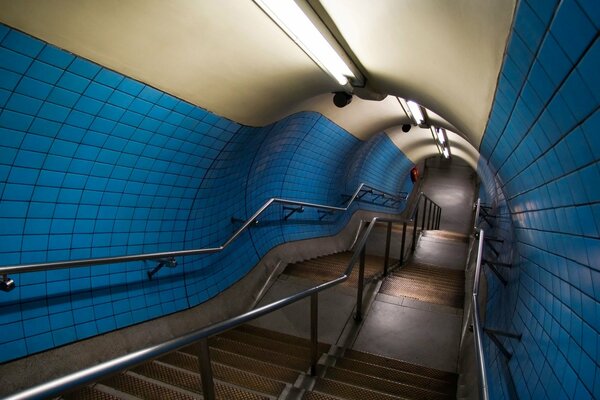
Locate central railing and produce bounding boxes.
[4,190,442,400]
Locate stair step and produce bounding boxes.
[210,347,300,383]
[380,277,463,309]
[200,336,310,371]
[303,390,346,400]
[157,351,286,396]
[313,377,401,400]
[99,372,197,400]
[325,367,452,400]
[61,385,124,400]
[334,358,455,395]
[237,324,330,351]
[343,349,457,383]
[217,329,318,359]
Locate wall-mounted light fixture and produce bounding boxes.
[406,101,425,126]
[254,0,359,86]
[432,127,451,159]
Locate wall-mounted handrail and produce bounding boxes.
[0,183,407,278]
[472,227,490,400]
[5,213,409,400]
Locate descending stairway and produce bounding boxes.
[283,251,395,287]
[307,349,457,400]
[60,324,457,399]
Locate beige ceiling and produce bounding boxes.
[0,0,515,151]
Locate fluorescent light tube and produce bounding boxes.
[443,147,450,158]
[407,101,424,125]
[437,128,445,145]
[254,0,355,85]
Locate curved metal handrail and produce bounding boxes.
[472,228,489,400]
[6,215,405,400]
[0,183,407,277]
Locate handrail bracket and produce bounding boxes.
[147,257,177,280]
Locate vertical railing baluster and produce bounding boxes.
[421,197,428,230]
[400,222,407,265]
[355,244,366,322]
[198,338,216,400]
[310,292,318,376]
[383,221,392,276]
[412,199,419,252]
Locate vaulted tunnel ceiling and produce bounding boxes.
[0,0,516,165]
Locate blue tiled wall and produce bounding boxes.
[0,25,413,362]
[479,1,599,398]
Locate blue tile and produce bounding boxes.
[52,326,77,346]
[56,71,90,94]
[37,44,75,68]
[47,87,79,108]
[5,93,43,116]
[0,67,21,90]
[117,77,144,96]
[537,34,573,87]
[15,77,53,100]
[0,47,32,74]
[1,29,44,58]
[74,95,104,114]
[0,109,34,131]
[68,58,101,79]
[95,68,123,87]
[138,86,162,103]
[84,82,113,102]
[37,102,70,123]
[551,1,596,63]
[25,332,54,353]
[26,60,63,84]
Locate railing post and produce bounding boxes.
[355,244,366,322]
[310,292,318,376]
[421,197,428,230]
[427,202,433,230]
[412,203,419,252]
[198,338,216,400]
[400,222,407,265]
[437,208,442,229]
[383,221,392,276]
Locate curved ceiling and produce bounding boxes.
[0,0,515,152]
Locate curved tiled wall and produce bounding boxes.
[0,25,413,362]
[479,1,599,398]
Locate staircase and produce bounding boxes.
[60,324,457,399]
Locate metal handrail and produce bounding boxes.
[472,228,489,400]
[6,214,404,400]
[0,183,406,277]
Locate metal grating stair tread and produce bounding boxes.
[236,324,330,351]
[61,385,126,400]
[334,358,455,395]
[98,372,198,400]
[200,336,310,371]
[284,251,391,287]
[157,352,286,396]
[325,367,453,400]
[379,264,465,308]
[216,329,320,359]
[343,349,457,383]
[313,378,406,400]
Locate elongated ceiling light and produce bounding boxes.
[407,101,424,125]
[254,0,355,85]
